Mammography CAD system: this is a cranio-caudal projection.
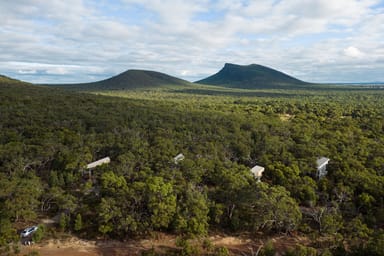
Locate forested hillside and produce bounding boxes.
[0,78,383,255]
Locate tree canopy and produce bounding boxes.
[0,80,383,254]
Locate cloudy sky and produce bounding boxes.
[1,0,384,84]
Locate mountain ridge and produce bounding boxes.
[195,63,310,89]
[2,63,337,91]
[53,69,193,90]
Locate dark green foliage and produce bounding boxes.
[0,172,43,221]
[0,211,17,247]
[227,183,302,233]
[0,77,383,253]
[173,184,209,236]
[146,176,177,229]
[347,231,384,256]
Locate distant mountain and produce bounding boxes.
[55,69,193,90]
[195,63,310,89]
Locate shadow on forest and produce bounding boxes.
[172,85,384,98]
[171,88,302,98]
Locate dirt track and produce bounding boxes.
[19,234,309,256]
[20,237,157,256]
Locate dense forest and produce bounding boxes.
[0,78,384,255]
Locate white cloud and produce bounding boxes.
[0,0,383,83]
[18,69,37,74]
[343,46,364,58]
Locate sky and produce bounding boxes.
[1,0,384,84]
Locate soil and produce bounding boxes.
[19,233,310,256]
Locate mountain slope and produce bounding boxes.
[55,69,193,90]
[0,74,30,86]
[196,63,310,89]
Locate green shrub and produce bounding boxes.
[202,238,214,252]
[175,237,200,256]
[284,245,317,256]
[260,240,276,256]
[32,225,45,243]
[24,250,40,256]
[141,246,158,256]
[74,213,83,232]
[59,212,70,232]
[214,246,230,256]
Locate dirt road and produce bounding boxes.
[19,234,309,255]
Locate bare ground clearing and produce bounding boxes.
[19,233,310,256]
